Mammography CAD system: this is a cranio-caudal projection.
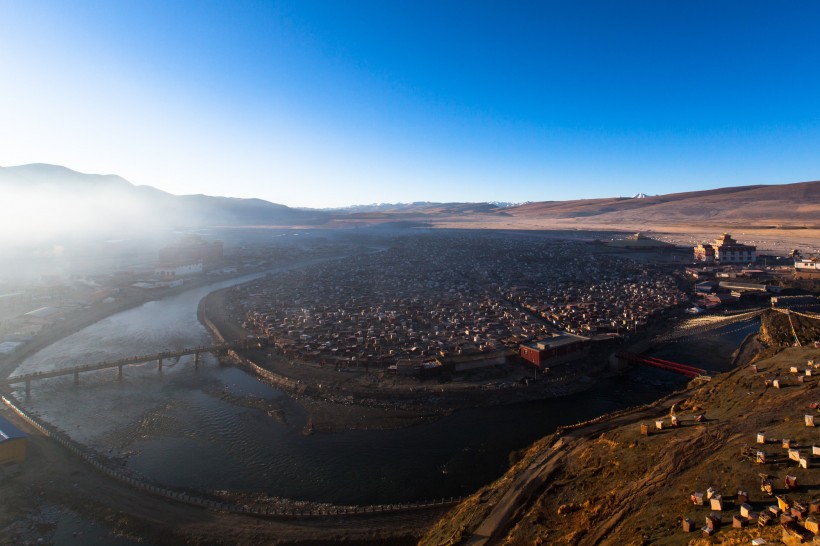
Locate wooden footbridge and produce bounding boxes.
[616,352,709,379]
[3,341,245,396]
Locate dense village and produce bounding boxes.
[235,234,688,376]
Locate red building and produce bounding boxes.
[519,332,589,369]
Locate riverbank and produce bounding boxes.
[0,267,269,380]
[199,285,628,432]
[0,251,360,381]
[0,404,445,545]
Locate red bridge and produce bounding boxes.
[616,352,709,379]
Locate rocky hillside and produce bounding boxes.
[421,311,820,545]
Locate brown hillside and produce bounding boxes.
[507,181,820,227]
[421,312,820,546]
[328,181,820,242]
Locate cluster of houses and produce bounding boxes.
[237,235,685,373]
[679,359,820,543]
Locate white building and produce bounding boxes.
[795,257,820,278]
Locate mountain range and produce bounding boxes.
[2,163,819,239]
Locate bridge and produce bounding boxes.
[616,352,709,379]
[3,341,245,397]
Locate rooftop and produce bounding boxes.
[524,332,589,351]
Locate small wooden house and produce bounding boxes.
[774,379,781,389]
[791,503,807,520]
[800,457,809,469]
[757,451,767,464]
[789,448,801,461]
[740,503,753,517]
[757,432,766,444]
[778,496,791,511]
[738,490,749,504]
[805,515,820,533]
[640,423,649,436]
[791,366,799,374]
[705,512,721,530]
[809,499,820,514]
[785,475,798,490]
[655,420,663,431]
[691,492,705,505]
[710,495,723,511]
[783,438,792,449]
[781,513,795,526]
[758,512,772,526]
[706,486,717,499]
[813,446,820,456]
[681,517,696,532]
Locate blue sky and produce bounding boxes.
[1,1,819,207]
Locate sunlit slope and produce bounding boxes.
[327,181,820,232]
[507,182,820,228]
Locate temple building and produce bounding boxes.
[694,233,756,264]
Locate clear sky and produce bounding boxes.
[1,1,819,208]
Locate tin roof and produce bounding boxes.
[0,414,26,442]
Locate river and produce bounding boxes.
[13,275,755,505]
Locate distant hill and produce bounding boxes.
[506,182,820,228]
[3,163,818,241]
[0,164,327,243]
[326,181,820,233]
